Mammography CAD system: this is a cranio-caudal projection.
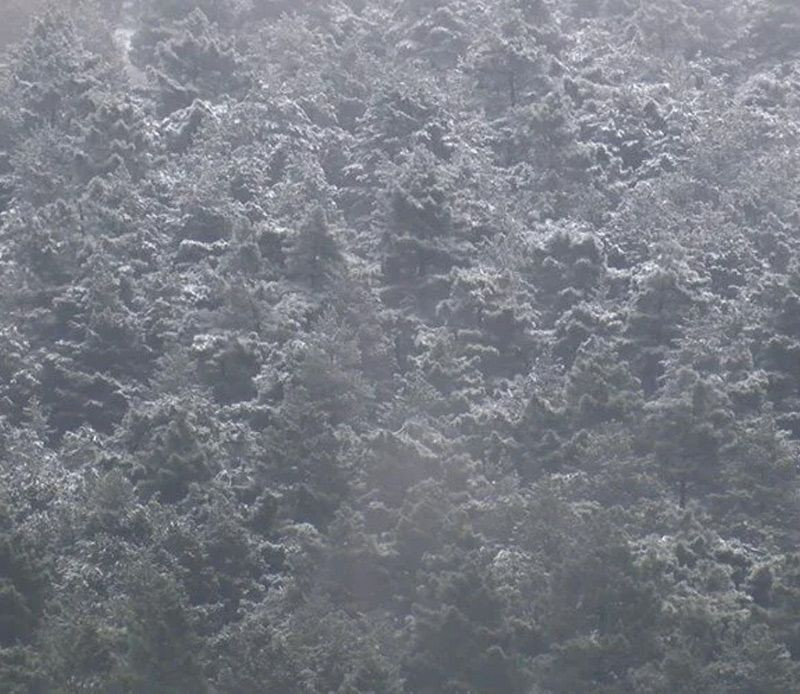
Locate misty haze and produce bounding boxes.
[1,1,800,692]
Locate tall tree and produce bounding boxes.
[645,367,734,508]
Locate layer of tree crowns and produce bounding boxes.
[1,1,800,692]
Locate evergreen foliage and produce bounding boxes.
[1,0,800,690]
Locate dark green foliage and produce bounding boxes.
[192,332,260,403]
[380,148,468,313]
[0,527,47,647]
[114,561,209,693]
[495,94,594,218]
[534,528,662,692]
[645,368,734,508]
[750,274,800,436]
[73,97,153,183]
[38,356,128,437]
[360,84,454,163]
[210,607,305,692]
[392,0,477,70]
[358,425,442,508]
[405,555,526,693]
[759,554,800,660]
[4,11,113,133]
[623,267,701,395]
[464,0,559,114]
[0,328,39,426]
[437,265,535,378]
[0,647,46,694]
[532,229,607,326]
[717,412,800,536]
[565,336,642,428]
[0,11,138,209]
[128,403,214,503]
[514,392,584,476]
[2,1,800,691]
[285,206,343,290]
[132,9,250,116]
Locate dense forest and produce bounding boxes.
[2,0,800,691]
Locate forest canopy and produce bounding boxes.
[2,1,800,692]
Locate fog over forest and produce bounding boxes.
[2,1,800,692]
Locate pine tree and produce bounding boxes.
[114,561,208,693]
[131,9,250,116]
[565,336,642,429]
[645,367,734,508]
[285,206,343,291]
[380,148,471,314]
[624,267,701,396]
